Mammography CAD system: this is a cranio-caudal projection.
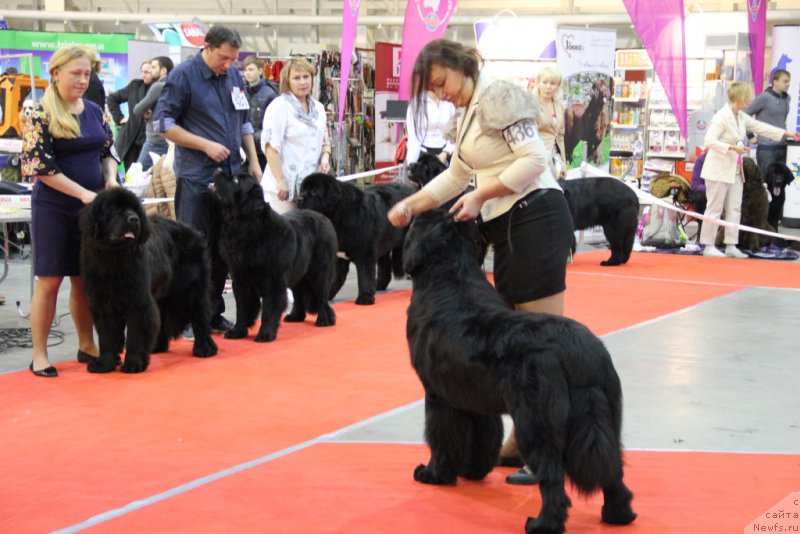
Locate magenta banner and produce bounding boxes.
[748,0,767,93]
[338,0,361,133]
[623,0,688,137]
[398,0,457,100]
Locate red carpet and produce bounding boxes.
[91,444,800,533]
[1,251,798,532]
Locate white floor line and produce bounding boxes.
[53,399,424,534]
[569,269,800,291]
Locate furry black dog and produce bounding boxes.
[297,173,415,305]
[559,177,639,266]
[404,211,636,534]
[409,152,462,211]
[765,162,794,231]
[739,157,774,251]
[79,188,218,373]
[213,171,337,342]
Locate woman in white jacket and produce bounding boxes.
[700,82,797,258]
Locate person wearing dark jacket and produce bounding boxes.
[745,69,792,173]
[133,56,174,171]
[242,55,278,170]
[84,56,106,111]
[107,60,153,171]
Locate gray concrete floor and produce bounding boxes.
[2,225,799,456]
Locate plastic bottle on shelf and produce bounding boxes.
[633,109,640,126]
[614,77,622,98]
[622,81,629,98]
[633,133,643,154]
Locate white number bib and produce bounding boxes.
[231,87,250,111]
[502,119,539,151]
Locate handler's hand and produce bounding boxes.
[119,117,128,125]
[276,179,289,202]
[80,190,97,204]
[731,145,749,155]
[388,201,413,227]
[204,141,231,163]
[449,190,483,222]
[319,157,331,174]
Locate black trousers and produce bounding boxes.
[174,177,227,319]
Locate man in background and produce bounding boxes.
[133,56,174,171]
[746,69,793,173]
[241,55,278,170]
[108,60,153,171]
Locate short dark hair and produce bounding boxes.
[772,69,790,84]
[241,55,263,71]
[204,25,242,50]
[152,56,174,74]
[410,39,483,140]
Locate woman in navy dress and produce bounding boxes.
[21,46,119,377]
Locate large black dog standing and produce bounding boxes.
[559,177,639,266]
[404,211,636,534]
[764,162,795,231]
[298,173,415,305]
[213,171,337,342]
[79,188,218,373]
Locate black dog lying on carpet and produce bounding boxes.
[213,171,337,342]
[79,188,218,373]
[765,162,795,231]
[297,173,415,305]
[559,177,639,266]
[739,157,774,252]
[403,211,636,534]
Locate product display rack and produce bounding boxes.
[610,49,651,184]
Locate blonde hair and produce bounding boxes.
[279,57,316,94]
[728,82,754,104]
[535,65,563,102]
[42,46,92,139]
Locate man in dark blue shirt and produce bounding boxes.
[154,25,262,333]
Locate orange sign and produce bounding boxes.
[616,49,652,69]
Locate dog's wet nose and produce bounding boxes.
[127,213,139,225]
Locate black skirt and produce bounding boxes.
[480,188,574,305]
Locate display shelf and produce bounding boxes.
[611,123,642,129]
[646,152,685,159]
[612,49,652,182]
[648,127,682,132]
[615,97,646,103]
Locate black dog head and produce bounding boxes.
[742,157,766,192]
[211,170,267,218]
[79,187,151,248]
[765,163,795,197]
[408,153,447,189]
[403,210,483,278]
[296,173,341,216]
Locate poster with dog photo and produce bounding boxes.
[556,27,616,171]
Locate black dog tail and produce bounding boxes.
[564,385,622,495]
[391,245,405,279]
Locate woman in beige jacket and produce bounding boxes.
[532,66,566,178]
[700,82,797,258]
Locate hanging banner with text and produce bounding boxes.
[556,27,616,170]
[397,0,456,100]
[622,0,688,137]
[748,0,767,93]
[337,0,361,134]
[147,21,206,48]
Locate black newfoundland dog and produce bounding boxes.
[765,162,794,231]
[404,211,636,534]
[79,188,218,373]
[297,173,415,305]
[559,177,639,266]
[212,171,337,342]
[739,157,774,251]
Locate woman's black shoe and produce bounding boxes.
[76,350,97,363]
[29,362,58,378]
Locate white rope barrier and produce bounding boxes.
[335,164,404,182]
[630,184,800,243]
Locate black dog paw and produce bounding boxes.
[254,330,277,342]
[355,294,375,305]
[314,314,336,327]
[192,338,218,358]
[284,312,306,323]
[224,326,248,339]
[525,516,564,534]
[120,359,149,374]
[413,464,453,485]
[602,505,637,525]
[86,358,117,374]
